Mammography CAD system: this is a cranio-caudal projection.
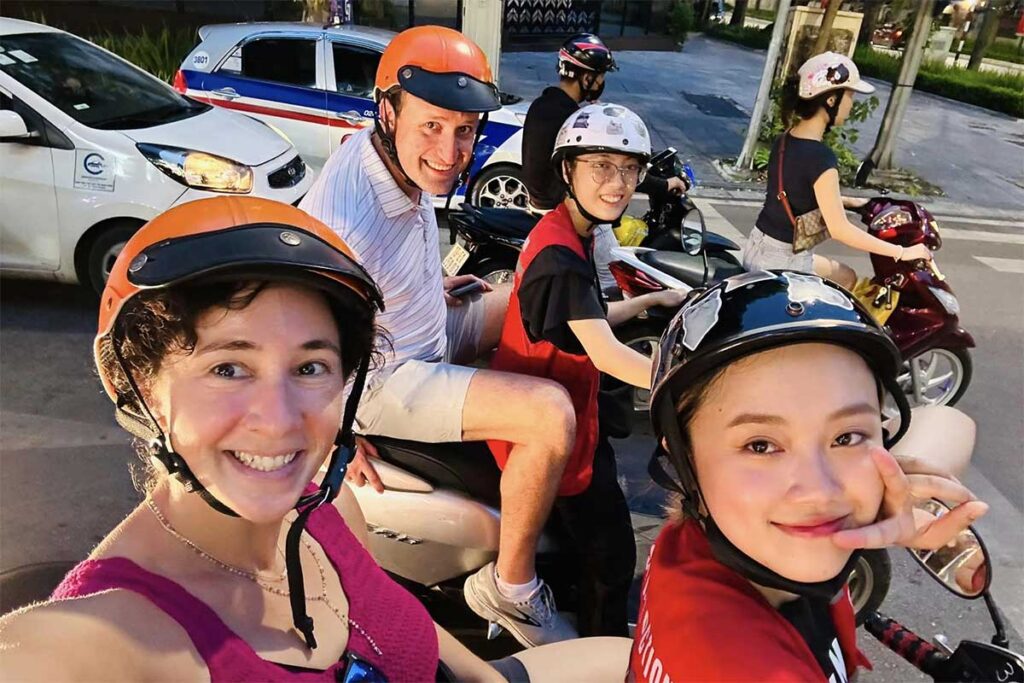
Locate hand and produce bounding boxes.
[831,447,988,550]
[900,244,933,262]
[443,274,491,307]
[652,288,688,309]
[346,436,385,493]
[666,176,689,196]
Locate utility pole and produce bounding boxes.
[858,0,934,182]
[461,0,505,86]
[734,0,792,170]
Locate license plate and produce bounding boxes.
[442,242,470,277]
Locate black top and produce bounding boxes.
[522,87,668,211]
[778,596,845,681]
[755,133,837,243]
[518,242,608,354]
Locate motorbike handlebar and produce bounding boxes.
[865,612,947,678]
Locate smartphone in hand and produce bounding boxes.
[449,280,486,299]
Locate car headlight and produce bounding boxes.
[929,286,960,316]
[137,143,253,193]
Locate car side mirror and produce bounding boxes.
[0,110,37,141]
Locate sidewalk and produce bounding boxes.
[500,34,1024,220]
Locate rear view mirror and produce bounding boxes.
[908,499,992,598]
[0,110,35,141]
[681,207,705,257]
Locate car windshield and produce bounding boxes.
[0,32,205,129]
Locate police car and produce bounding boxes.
[176,23,530,209]
[0,18,313,293]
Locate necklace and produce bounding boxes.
[146,498,382,655]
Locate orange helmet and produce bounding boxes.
[374,26,500,113]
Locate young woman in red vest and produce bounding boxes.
[484,103,687,638]
[631,271,988,682]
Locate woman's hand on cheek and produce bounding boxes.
[831,447,988,550]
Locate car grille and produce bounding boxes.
[268,155,306,189]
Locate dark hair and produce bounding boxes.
[779,75,841,127]
[98,278,384,492]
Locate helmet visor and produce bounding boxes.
[398,65,501,113]
[125,223,384,311]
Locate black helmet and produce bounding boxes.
[558,33,617,79]
[649,270,912,598]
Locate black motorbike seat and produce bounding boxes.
[367,436,502,507]
[462,207,538,241]
[638,250,745,286]
[694,229,741,251]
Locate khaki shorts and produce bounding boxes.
[742,227,815,273]
[355,293,486,443]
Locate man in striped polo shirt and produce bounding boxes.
[301,27,577,648]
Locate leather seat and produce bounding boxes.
[638,250,745,286]
[368,436,502,506]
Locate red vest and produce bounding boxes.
[630,520,871,683]
[487,205,601,496]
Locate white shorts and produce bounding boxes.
[742,227,815,273]
[355,293,487,443]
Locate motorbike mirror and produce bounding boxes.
[908,498,992,599]
[682,208,705,257]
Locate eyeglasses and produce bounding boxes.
[577,159,646,187]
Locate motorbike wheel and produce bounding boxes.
[613,320,663,412]
[900,347,973,407]
[848,549,891,626]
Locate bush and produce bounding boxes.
[705,22,773,50]
[854,45,1024,117]
[668,0,696,46]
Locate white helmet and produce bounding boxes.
[551,103,651,166]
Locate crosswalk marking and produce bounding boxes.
[973,256,1024,273]
[942,228,1024,245]
[691,198,746,245]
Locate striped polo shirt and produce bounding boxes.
[300,128,447,382]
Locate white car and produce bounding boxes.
[175,22,531,209]
[0,18,313,293]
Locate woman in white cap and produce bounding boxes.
[744,52,932,289]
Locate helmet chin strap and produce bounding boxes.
[374,92,421,192]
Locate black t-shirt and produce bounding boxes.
[522,87,669,210]
[523,87,578,210]
[778,596,846,681]
[518,242,608,354]
[755,133,838,243]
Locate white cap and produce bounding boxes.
[797,52,875,99]
[552,103,652,162]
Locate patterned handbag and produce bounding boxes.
[776,133,830,254]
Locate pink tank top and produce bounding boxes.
[51,499,439,681]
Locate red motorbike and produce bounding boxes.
[609,197,974,408]
[856,197,974,407]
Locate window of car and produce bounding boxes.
[331,43,379,98]
[0,32,206,130]
[221,37,317,89]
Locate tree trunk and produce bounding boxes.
[730,0,749,26]
[860,0,882,45]
[811,0,843,55]
[967,3,1004,71]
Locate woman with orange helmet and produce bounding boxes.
[0,196,534,681]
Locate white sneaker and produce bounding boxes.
[463,562,578,648]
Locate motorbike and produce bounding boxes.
[866,498,1023,682]
[610,196,975,409]
[443,149,734,286]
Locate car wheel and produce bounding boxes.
[86,222,140,295]
[469,164,530,210]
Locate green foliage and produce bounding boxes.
[961,34,1024,65]
[755,82,880,184]
[668,0,696,46]
[30,12,193,84]
[854,45,1024,117]
[705,22,773,50]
